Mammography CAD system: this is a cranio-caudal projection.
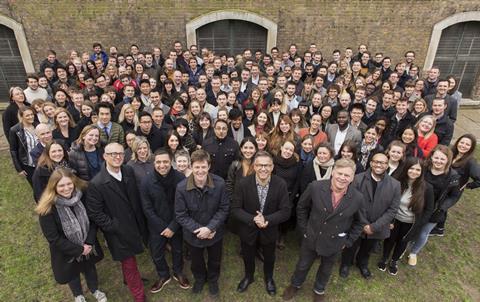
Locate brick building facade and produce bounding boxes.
[0,0,479,101]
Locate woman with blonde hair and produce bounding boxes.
[118,103,139,133]
[42,102,57,128]
[36,168,106,302]
[68,125,103,181]
[415,115,438,157]
[411,98,428,118]
[52,107,78,150]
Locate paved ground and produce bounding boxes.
[1,108,479,152]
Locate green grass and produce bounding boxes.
[1,151,479,302]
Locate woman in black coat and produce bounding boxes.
[36,168,106,302]
[68,125,104,181]
[451,134,480,191]
[8,106,38,187]
[2,86,27,138]
[300,143,335,193]
[32,141,71,202]
[379,157,434,275]
[52,107,78,151]
[273,140,302,249]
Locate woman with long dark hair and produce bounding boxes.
[408,145,461,266]
[451,134,480,191]
[3,87,27,138]
[273,140,301,249]
[378,157,434,275]
[36,168,106,302]
[226,137,258,199]
[268,115,300,156]
[400,126,424,159]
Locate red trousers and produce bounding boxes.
[121,256,145,302]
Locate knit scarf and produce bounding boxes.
[54,190,91,261]
[360,140,377,169]
[313,157,334,180]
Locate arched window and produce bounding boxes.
[0,25,26,100]
[433,21,480,98]
[196,20,267,56]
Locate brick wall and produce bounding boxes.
[2,0,480,98]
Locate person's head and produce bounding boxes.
[255,132,269,151]
[253,151,274,182]
[54,108,75,129]
[412,98,427,115]
[431,98,447,116]
[228,108,243,130]
[339,140,358,162]
[213,119,229,139]
[336,110,349,127]
[174,149,191,173]
[76,125,100,148]
[400,126,418,145]
[331,158,356,191]
[280,140,298,161]
[428,67,440,81]
[415,115,436,136]
[138,111,153,134]
[382,90,394,107]
[165,130,182,153]
[173,118,189,137]
[427,144,453,174]
[18,106,35,126]
[131,136,151,161]
[370,152,389,177]
[152,148,173,176]
[365,98,377,113]
[452,133,477,164]
[395,98,409,115]
[315,143,334,163]
[35,123,53,145]
[103,143,125,170]
[9,86,26,104]
[363,125,379,144]
[96,102,113,125]
[239,137,258,161]
[35,168,86,215]
[26,74,39,90]
[385,140,406,163]
[374,117,388,134]
[349,103,364,123]
[38,141,68,171]
[190,149,211,184]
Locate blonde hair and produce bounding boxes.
[75,124,101,146]
[54,107,76,129]
[35,168,86,215]
[415,114,436,139]
[118,103,139,131]
[131,136,151,161]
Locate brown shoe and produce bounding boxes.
[150,277,171,293]
[173,273,191,289]
[313,291,325,302]
[282,285,299,301]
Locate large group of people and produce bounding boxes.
[3,40,480,302]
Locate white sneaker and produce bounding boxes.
[74,295,87,302]
[408,254,417,266]
[92,289,108,302]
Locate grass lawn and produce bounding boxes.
[1,150,479,302]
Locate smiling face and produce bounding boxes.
[168,135,179,151]
[364,128,378,144]
[55,176,75,198]
[257,113,268,126]
[192,160,210,184]
[407,163,422,180]
[431,150,448,171]
[388,145,404,163]
[241,141,257,159]
[49,143,64,163]
[56,111,70,128]
[370,153,389,177]
[316,147,332,163]
[457,137,473,155]
[154,153,171,176]
[331,166,354,191]
[280,141,295,159]
[401,128,415,144]
[254,155,274,182]
[83,128,99,147]
[418,117,434,133]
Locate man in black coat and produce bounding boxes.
[175,149,229,297]
[136,111,165,152]
[340,153,401,280]
[231,151,291,295]
[86,143,148,302]
[140,149,190,294]
[385,98,415,145]
[282,158,365,302]
[432,98,454,146]
[202,119,240,179]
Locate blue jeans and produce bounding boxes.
[410,222,437,255]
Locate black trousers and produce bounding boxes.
[436,211,448,229]
[149,230,184,279]
[290,241,338,293]
[341,237,379,269]
[382,219,413,262]
[189,239,223,284]
[23,164,35,188]
[241,240,276,280]
[67,263,98,297]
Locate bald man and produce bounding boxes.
[339,153,400,280]
[30,123,52,165]
[87,143,149,302]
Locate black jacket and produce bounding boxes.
[231,174,291,245]
[38,195,103,284]
[68,144,104,181]
[175,174,229,248]
[434,114,454,146]
[403,183,435,242]
[32,166,53,202]
[385,112,416,144]
[453,158,480,190]
[297,180,366,256]
[273,155,302,202]
[136,127,164,153]
[353,170,401,239]
[8,123,32,172]
[425,169,461,223]
[86,165,148,261]
[140,168,185,233]
[202,136,240,179]
[3,102,20,139]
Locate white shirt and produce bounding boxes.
[334,126,349,155]
[107,166,122,181]
[24,87,48,104]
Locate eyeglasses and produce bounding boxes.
[105,152,125,158]
[255,164,273,169]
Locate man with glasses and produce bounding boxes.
[339,153,400,280]
[136,111,164,152]
[87,142,149,302]
[202,119,239,179]
[231,151,291,295]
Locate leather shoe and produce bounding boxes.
[339,265,350,278]
[282,285,299,301]
[265,278,276,296]
[359,267,372,279]
[313,292,325,302]
[237,277,254,293]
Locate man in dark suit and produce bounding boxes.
[86,143,148,302]
[231,151,291,295]
[339,153,401,280]
[282,158,365,302]
[140,149,190,294]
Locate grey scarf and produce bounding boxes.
[55,190,90,260]
[313,157,334,180]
